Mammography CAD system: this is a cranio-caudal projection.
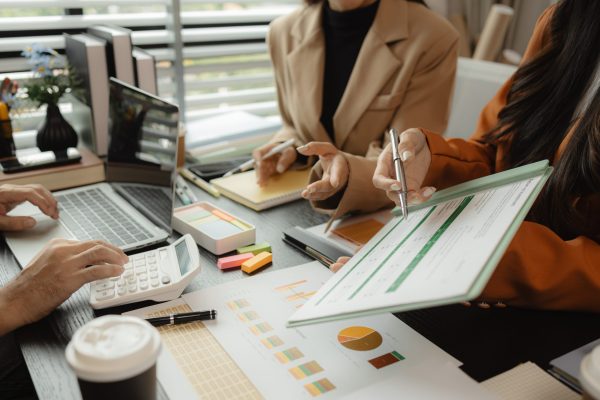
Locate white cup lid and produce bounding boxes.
[581,346,600,399]
[66,315,161,383]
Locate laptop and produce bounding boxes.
[6,78,179,267]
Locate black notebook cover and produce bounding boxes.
[283,226,352,266]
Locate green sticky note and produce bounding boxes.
[181,208,211,222]
[237,242,271,255]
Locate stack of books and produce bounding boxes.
[64,25,158,155]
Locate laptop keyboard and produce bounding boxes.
[118,185,172,228]
[56,188,152,247]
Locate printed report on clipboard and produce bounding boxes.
[288,161,552,327]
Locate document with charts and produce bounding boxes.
[181,262,496,400]
[288,161,553,327]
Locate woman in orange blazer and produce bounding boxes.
[254,0,459,204]
[360,0,600,312]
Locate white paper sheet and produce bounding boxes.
[290,177,543,324]
[345,361,498,400]
[179,262,497,399]
[482,362,578,400]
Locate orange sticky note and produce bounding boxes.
[241,252,272,274]
[332,219,384,246]
[212,209,234,221]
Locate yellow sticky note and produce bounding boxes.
[241,252,272,274]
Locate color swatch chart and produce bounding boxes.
[183,262,464,399]
[227,295,335,397]
[275,279,317,309]
[125,300,262,400]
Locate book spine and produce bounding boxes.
[86,43,110,156]
[1,165,105,191]
[113,35,135,85]
[133,48,158,95]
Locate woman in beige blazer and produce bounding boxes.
[255,0,458,220]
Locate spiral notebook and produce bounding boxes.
[210,169,310,211]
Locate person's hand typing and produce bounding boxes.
[0,184,59,231]
[372,128,436,205]
[0,239,128,335]
[297,142,349,201]
[253,142,298,187]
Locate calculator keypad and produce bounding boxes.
[91,250,172,302]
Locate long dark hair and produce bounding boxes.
[304,0,428,7]
[485,0,600,239]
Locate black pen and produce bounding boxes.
[146,310,217,327]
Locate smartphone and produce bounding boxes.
[0,148,82,173]
[189,157,251,180]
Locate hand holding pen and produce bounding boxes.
[250,138,297,186]
[372,128,437,209]
[388,129,409,219]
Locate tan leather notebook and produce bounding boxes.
[210,169,310,211]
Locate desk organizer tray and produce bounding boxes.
[172,202,256,255]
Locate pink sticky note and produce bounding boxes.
[218,253,255,270]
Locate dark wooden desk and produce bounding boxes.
[1,188,599,399]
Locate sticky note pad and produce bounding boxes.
[173,202,256,255]
[190,214,219,227]
[332,219,385,246]
[237,242,271,255]
[230,219,251,231]
[217,253,254,270]
[212,209,234,221]
[179,208,212,222]
[200,219,242,239]
[241,252,272,274]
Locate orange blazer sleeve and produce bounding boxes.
[422,5,600,312]
[481,222,600,312]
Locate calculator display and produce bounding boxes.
[175,240,191,275]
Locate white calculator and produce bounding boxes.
[90,234,201,309]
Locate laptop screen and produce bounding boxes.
[107,77,179,231]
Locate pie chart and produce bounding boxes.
[337,326,382,351]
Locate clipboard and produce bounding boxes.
[287,160,553,327]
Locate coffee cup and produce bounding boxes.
[581,345,600,400]
[66,315,161,400]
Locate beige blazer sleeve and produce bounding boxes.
[311,34,459,219]
[266,24,302,146]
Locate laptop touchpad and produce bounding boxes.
[5,203,72,268]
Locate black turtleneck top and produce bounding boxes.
[320,0,379,140]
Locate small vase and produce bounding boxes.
[36,103,78,152]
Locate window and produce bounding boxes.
[0,0,300,126]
